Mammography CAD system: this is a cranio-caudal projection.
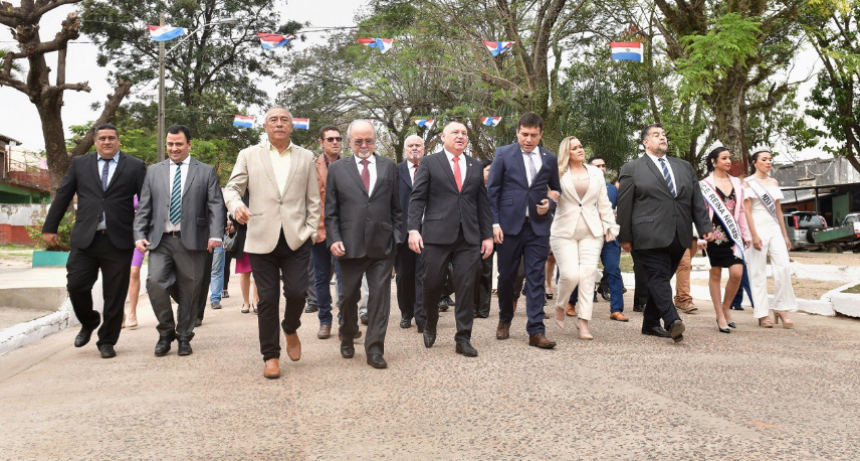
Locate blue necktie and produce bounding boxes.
[659,158,676,197]
[99,159,110,223]
[169,163,182,225]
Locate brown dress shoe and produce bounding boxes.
[676,302,698,313]
[496,322,511,340]
[285,333,301,362]
[528,332,556,349]
[610,312,629,322]
[263,358,280,379]
[317,325,332,339]
[566,303,577,317]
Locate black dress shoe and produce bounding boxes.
[367,354,388,369]
[633,304,645,313]
[455,342,478,357]
[417,324,425,333]
[730,305,745,311]
[341,342,355,359]
[445,296,455,307]
[74,327,94,348]
[99,344,116,358]
[423,330,436,348]
[194,318,202,328]
[438,299,449,312]
[304,304,319,313]
[360,312,369,325]
[400,318,412,329]
[177,340,192,356]
[154,337,173,356]
[641,325,670,338]
[600,287,611,301]
[593,292,599,303]
[727,321,737,329]
[667,320,685,343]
[476,311,489,319]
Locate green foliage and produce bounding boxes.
[27,213,75,251]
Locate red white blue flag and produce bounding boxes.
[358,38,394,54]
[257,33,296,50]
[610,42,643,62]
[292,118,310,130]
[483,41,514,57]
[412,119,434,128]
[147,25,185,42]
[233,115,255,129]
[481,117,502,127]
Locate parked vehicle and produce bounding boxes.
[784,212,827,250]
[812,213,860,253]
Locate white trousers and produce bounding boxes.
[746,220,797,319]
[551,223,603,321]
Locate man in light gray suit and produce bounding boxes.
[134,125,225,357]
[617,123,712,343]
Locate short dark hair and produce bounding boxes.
[166,125,192,142]
[640,123,663,143]
[706,146,729,173]
[94,123,119,137]
[588,156,605,165]
[318,125,341,140]
[517,112,543,132]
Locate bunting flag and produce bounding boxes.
[233,115,255,129]
[610,42,643,62]
[147,25,186,42]
[257,32,296,50]
[481,117,502,127]
[292,118,310,130]
[358,38,395,53]
[483,41,515,57]
[412,118,434,128]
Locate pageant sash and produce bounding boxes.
[700,180,745,261]
[746,178,779,224]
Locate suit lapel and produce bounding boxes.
[258,145,280,194]
[668,157,685,198]
[183,157,199,195]
[581,166,600,204]
[399,162,413,190]
[644,156,673,197]
[90,153,103,193]
[436,152,459,193]
[344,156,368,195]
[281,148,300,198]
[369,154,387,199]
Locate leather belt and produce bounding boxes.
[164,231,181,237]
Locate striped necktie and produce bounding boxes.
[659,158,676,197]
[169,162,182,224]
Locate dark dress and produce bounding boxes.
[706,187,743,267]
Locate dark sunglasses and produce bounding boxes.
[322,137,343,142]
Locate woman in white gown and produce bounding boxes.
[743,146,797,328]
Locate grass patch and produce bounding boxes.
[0,244,34,251]
[843,284,860,294]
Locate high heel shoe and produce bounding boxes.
[726,321,737,329]
[774,312,794,329]
[716,319,731,334]
[546,292,554,300]
[554,306,565,329]
[758,317,774,328]
[576,318,593,340]
[241,304,250,314]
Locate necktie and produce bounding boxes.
[360,159,371,193]
[412,164,418,180]
[169,162,182,225]
[524,151,537,186]
[659,158,676,197]
[452,156,462,192]
[99,159,110,223]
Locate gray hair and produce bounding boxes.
[346,119,376,141]
[264,105,293,124]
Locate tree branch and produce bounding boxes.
[70,79,133,157]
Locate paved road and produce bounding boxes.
[1,280,858,460]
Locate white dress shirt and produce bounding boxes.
[96,154,119,230]
[165,156,191,233]
[521,147,541,187]
[444,149,468,185]
[269,141,293,195]
[645,151,677,194]
[355,153,377,196]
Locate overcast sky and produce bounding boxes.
[0,1,833,163]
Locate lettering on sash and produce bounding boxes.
[700,180,745,261]
[746,178,779,225]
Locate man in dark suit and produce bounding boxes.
[487,113,560,349]
[395,134,426,331]
[42,123,147,358]
[326,120,402,369]
[134,125,225,357]
[408,121,494,357]
[617,123,713,343]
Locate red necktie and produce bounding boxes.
[452,156,462,192]
[413,164,418,180]
[360,159,370,193]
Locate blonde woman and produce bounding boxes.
[550,137,619,339]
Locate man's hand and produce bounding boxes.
[330,241,346,257]
[493,227,504,244]
[701,232,714,242]
[536,199,551,216]
[316,231,326,244]
[135,239,150,253]
[547,190,560,203]
[42,233,58,247]
[408,231,423,254]
[481,238,494,259]
[234,204,251,225]
[225,221,235,235]
[208,239,222,253]
[621,241,632,252]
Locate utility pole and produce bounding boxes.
[157,12,166,162]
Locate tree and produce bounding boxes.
[0,1,132,193]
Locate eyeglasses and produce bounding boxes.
[323,137,343,143]
[352,139,375,146]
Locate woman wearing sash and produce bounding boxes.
[743,146,797,328]
[551,136,618,339]
[701,147,751,334]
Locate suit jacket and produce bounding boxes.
[617,155,712,250]
[325,154,403,259]
[486,143,560,236]
[133,157,225,251]
[397,160,417,237]
[550,164,619,240]
[224,142,320,253]
[408,151,492,246]
[43,151,146,250]
[606,182,618,209]
[314,154,339,243]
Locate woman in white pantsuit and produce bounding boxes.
[550,137,619,339]
[743,147,797,328]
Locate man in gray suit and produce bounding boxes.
[325,120,402,369]
[134,125,225,356]
[617,123,712,343]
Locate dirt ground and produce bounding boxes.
[691,277,845,300]
[788,251,860,266]
[0,247,32,269]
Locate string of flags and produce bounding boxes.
[147,25,185,42]
[483,41,515,57]
[412,119,434,128]
[257,33,296,49]
[610,42,643,62]
[233,115,311,130]
[481,117,502,127]
[358,38,395,53]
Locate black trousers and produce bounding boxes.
[395,241,425,326]
[632,252,649,307]
[249,232,310,361]
[66,231,133,347]
[422,228,480,345]
[632,234,685,329]
[474,253,493,317]
[338,256,394,356]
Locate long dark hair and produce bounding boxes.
[749,151,768,175]
[706,147,729,173]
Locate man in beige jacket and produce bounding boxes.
[224,106,321,379]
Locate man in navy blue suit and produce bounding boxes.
[395,135,426,331]
[487,113,561,349]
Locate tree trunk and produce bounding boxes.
[712,91,749,177]
[36,94,70,197]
